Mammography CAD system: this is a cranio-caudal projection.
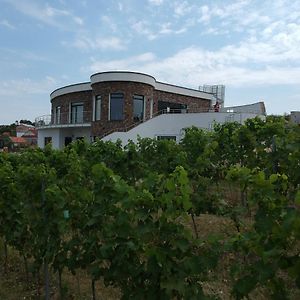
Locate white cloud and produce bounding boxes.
[159,22,187,34]
[88,52,156,72]
[0,19,15,29]
[173,1,192,17]
[70,35,126,51]
[0,76,60,123]
[0,76,57,97]
[131,20,187,40]
[87,20,300,88]
[4,0,84,29]
[148,0,164,5]
[131,21,156,40]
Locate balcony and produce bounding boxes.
[35,111,92,129]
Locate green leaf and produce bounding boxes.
[295,190,300,205]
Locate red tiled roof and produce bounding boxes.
[10,137,27,144]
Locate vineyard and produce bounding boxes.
[0,116,299,299]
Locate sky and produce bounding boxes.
[0,0,299,124]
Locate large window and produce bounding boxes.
[94,95,101,121]
[133,95,144,122]
[71,103,83,123]
[110,93,124,120]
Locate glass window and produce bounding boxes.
[95,96,101,121]
[55,106,61,124]
[133,95,144,122]
[157,135,176,141]
[110,93,124,120]
[71,103,83,123]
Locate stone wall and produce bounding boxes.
[50,81,211,138]
[154,90,211,113]
[51,90,93,124]
[91,81,155,137]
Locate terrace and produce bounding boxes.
[35,111,92,129]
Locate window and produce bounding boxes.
[110,93,124,120]
[64,137,72,146]
[157,135,176,141]
[44,137,52,146]
[94,95,101,121]
[71,103,83,123]
[158,101,186,113]
[133,95,144,122]
[55,106,61,124]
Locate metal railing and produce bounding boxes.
[35,111,92,127]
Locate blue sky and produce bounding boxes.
[0,0,299,124]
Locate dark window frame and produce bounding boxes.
[110,92,124,121]
[94,95,101,121]
[55,106,61,124]
[133,94,144,122]
[44,137,52,146]
[157,135,177,141]
[71,102,84,124]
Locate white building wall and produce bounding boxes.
[37,127,91,149]
[38,128,61,149]
[221,102,266,115]
[102,112,263,145]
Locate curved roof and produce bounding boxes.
[50,71,213,101]
[91,71,156,87]
[50,82,92,100]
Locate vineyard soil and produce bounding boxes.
[1,215,299,299]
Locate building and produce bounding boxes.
[290,111,300,124]
[16,124,37,146]
[36,71,266,149]
[16,123,34,137]
[0,133,28,152]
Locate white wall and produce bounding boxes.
[102,112,264,145]
[38,128,61,149]
[37,127,91,149]
[58,128,92,147]
[221,102,266,115]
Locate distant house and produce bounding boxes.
[16,124,37,146]
[0,134,28,152]
[35,71,266,149]
[9,136,28,148]
[22,129,37,146]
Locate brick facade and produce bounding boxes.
[51,90,93,124]
[154,90,211,113]
[50,74,211,138]
[91,81,155,137]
